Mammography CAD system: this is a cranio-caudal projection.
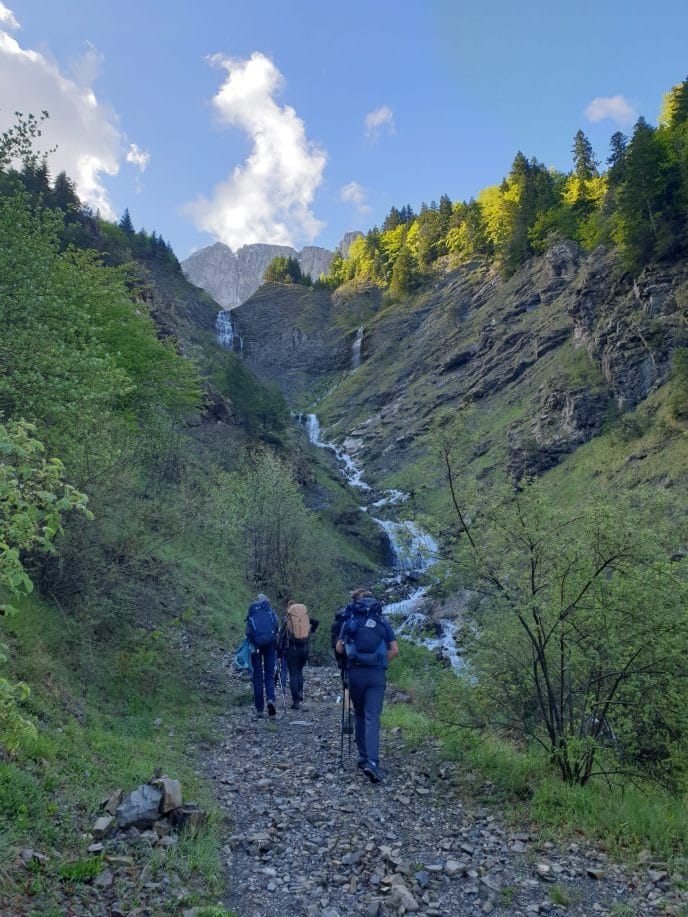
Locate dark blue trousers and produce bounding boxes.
[251,644,276,712]
[347,665,386,765]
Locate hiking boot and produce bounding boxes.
[363,761,382,784]
[291,701,300,710]
[357,756,367,770]
[256,710,264,719]
[267,700,276,717]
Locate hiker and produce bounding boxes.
[336,588,398,783]
[246,593,279,718]
[280,602,319,709]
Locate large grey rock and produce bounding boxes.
[115,784,163,829]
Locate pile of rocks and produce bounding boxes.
[89,772,208,852]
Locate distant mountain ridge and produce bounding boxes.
[181,232,362,309]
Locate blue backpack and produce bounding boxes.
[246,600,278,648]
[342,598,389,668]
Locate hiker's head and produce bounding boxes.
[256,593,268,604]
[351,587,374,602]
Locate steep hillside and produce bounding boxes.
[229,242,688,497]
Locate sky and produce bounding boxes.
[1,0,687,259]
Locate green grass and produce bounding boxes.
[0,589,231,910]
[549,884,578,908]
[382,705,435,749]
[437,724,688,863]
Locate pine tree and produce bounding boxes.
[613,117,681,267]
[389,245,416,294]
[382,206,403,232]
[51,171,80,214]
[572,129,598,180]
[118,208,134,235]
[659,76,688,128]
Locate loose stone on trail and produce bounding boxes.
[202,666,680,916]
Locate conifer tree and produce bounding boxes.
[572,129,598,180]
[118,208,134,235]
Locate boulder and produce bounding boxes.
[115,784,163,829]
[152,776,182,813]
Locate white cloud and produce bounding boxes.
[365,105,395,141]
[340,180,371,215]
[126,143,150,172]
[0,2,19,31]
[584,95,638,127]
[183,51,326,249]
[0,6,143,218]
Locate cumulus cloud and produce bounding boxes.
[584,95,638,127]
[365,105,395,141]
[0,2,19,31]
[0,5,142,218]
[183,51,326,249]
[340,180,371,215]
[126,143,150,172]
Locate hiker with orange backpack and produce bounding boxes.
[280,602,319,710]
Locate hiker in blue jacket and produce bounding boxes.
[336,588,399,783]
[246,593,279,718]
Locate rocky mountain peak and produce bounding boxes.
[181,233,360,309]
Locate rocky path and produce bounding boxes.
[205,667,683,917]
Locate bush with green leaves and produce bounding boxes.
[227,449,340,614]
[0,418,90,750]
[454,481,688,787]
[435,414,688,787]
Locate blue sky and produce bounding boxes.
[1,0,686,257]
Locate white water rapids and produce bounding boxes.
[300,412,463,669]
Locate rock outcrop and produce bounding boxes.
[233,283,352,402]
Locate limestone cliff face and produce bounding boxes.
[182,242,297,309]
[181,234,360,309]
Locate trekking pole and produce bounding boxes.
[281,649,287,712]
[339,671,346,769]
[347,687,352,761]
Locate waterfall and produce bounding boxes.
[216,309,243,352]
[216,309,234,350]
[373,520,438,573]
[351,326,364,370]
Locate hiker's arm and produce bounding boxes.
[387,640,399,662]
[336,638,345,654]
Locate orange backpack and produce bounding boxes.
[286,603,311,642]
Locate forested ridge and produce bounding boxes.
[3,77,688,915]
[316,77,688,293]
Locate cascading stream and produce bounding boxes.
[299,412,462,669]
